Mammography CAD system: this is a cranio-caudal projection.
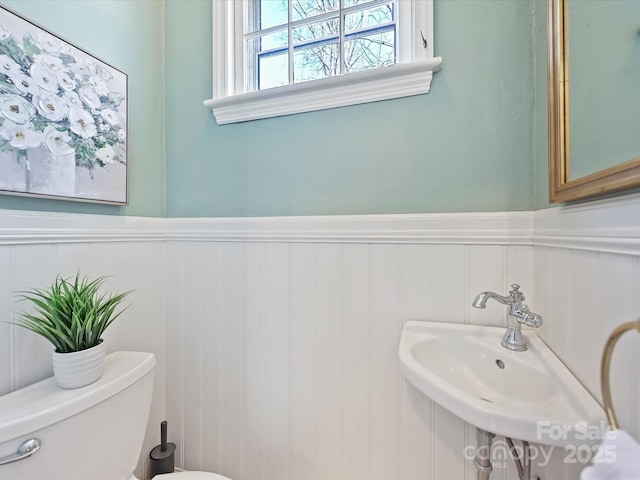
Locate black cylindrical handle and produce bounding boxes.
[161,420,167,452]
[150,421,176,477]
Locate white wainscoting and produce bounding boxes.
[165,240,532,480]
[531,195,640,480]
[165,212,536,480]
[167,241,532,480]
[0,212,166,480]
[163,194,640,480]
[2,192,640,480]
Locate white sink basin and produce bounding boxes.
[399,321,606,447]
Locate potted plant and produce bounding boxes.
[15,273,133,389]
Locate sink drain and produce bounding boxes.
[495,359,505,369]
[480,397,493,403]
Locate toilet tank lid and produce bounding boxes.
[0,351,156,444]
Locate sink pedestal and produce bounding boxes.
[474,428,495,480]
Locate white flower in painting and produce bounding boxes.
[0,24,11,41]
[56,72,76,91]
[37,32,65,56]
[30,64,59,92]
[32,92,67,122]
[69,107,97,139]
[0,121,42,149]
[43,125,74,155]
[96,144,115,164]
[9,73,39,96]
[100,108,120,126]
[88,75,109,96]
[117,129,126,142]
[95,65,113,83]
[0,94,35,124]
[32,54,64,73]
[0,55,22,76]
[108,92,125,108]
[69,57,98,77]
[78,86,101,109]
[62,90,82,109]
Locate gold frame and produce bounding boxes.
[547,0,640,203]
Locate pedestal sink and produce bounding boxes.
[399,321,606,448]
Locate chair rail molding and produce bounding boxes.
[0,210,165,245]
[533,193,640,255]
[2,191,640,254]
[164,211,533,244]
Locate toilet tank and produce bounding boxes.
[0,351,156,480]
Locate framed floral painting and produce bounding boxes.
[0,6,127,205]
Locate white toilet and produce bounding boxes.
[0,351,229,480]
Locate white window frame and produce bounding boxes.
[204,0,442,125]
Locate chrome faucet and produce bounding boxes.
[472,284,543,351]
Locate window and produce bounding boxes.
[248,0,397,90]
[205,0,441,124]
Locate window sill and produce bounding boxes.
[203,57,442,125]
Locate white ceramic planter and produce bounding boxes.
[52,341,106,389]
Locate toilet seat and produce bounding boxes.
[157,472,231,480]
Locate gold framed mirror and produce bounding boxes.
[547,0,640,203]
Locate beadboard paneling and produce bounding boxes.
[532,248,640,480]
[0,246,13,395]
[166,242,530,480]
[0,218,167,480]
[289,243,319,480]
[164,196,640,480]
[3,196,640,480]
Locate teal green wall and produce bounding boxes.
[533,0,550,209]
[0,1,539,218]
[165,0,536,217]
[0,0,165,217]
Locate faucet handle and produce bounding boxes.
[509,284,525,301]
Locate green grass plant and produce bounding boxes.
[15,273,133,354]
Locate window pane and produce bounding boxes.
[246,0,399,92]
[294,43,339,82]
[293,19,339,45]
[260,29,289,51]
[344,29,395,73]
[259,53,289,89]
[343,0,379,7]
[345,3,394,33]
[292,0,339,21]
[260,0,288,30]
